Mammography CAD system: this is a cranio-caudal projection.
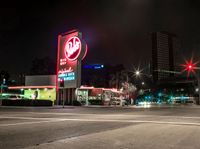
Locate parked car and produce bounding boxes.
[6,94,22,100]
[110,98,127,106]
[0,94,22,100]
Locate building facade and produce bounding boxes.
[152,31,180,83]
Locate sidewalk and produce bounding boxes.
[1,104,199,109]
[53,104,200,109]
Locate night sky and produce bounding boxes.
[1,0,200,74]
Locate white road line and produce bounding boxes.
[0,119,65,127]
[0,116,57,120]
[1,117,200,127]
[11,112,200,119]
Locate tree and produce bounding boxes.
[0,70,10,85]
[109,70,127,89]
[121,82,137,95]
[121,82,137,104]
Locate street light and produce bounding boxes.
[129,65,142,78]
[135,70,140,76]
[131,67,152,89]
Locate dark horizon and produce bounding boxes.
[1,0,200,74]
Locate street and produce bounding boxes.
[1,105,200,149]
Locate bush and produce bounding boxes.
[1,99,53,106]
[73,100,82,106]
[88,100,103,105]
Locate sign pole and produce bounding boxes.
[62,88,64,108]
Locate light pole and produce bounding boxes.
[193,72,200,104]
[198,76,200,104]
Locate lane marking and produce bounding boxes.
[0,116,58,120]
[1,117,200,127]
[5,112,200,120]
[0,119,65,127]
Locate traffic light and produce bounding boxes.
[182,59,197,76]
[60,78,64,87]
[186,63,194,71]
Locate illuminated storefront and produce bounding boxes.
[9,86,56,101]
[8,75,56,102]
[76,86,123,106]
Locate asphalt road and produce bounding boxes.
[1,105,200,149]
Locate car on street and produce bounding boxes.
[110,98,127,106]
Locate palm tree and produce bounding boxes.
[110,70,128,89]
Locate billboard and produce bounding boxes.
[57,30,87,88]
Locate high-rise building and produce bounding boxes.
[152,31,180,83]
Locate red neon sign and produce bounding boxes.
[58,67,73,74]
[82,44,88,60]
[64,36,81,61]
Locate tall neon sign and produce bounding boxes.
[57,30,87,88]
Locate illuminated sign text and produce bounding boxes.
[65,36,81,61]
[58,72,75,81]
